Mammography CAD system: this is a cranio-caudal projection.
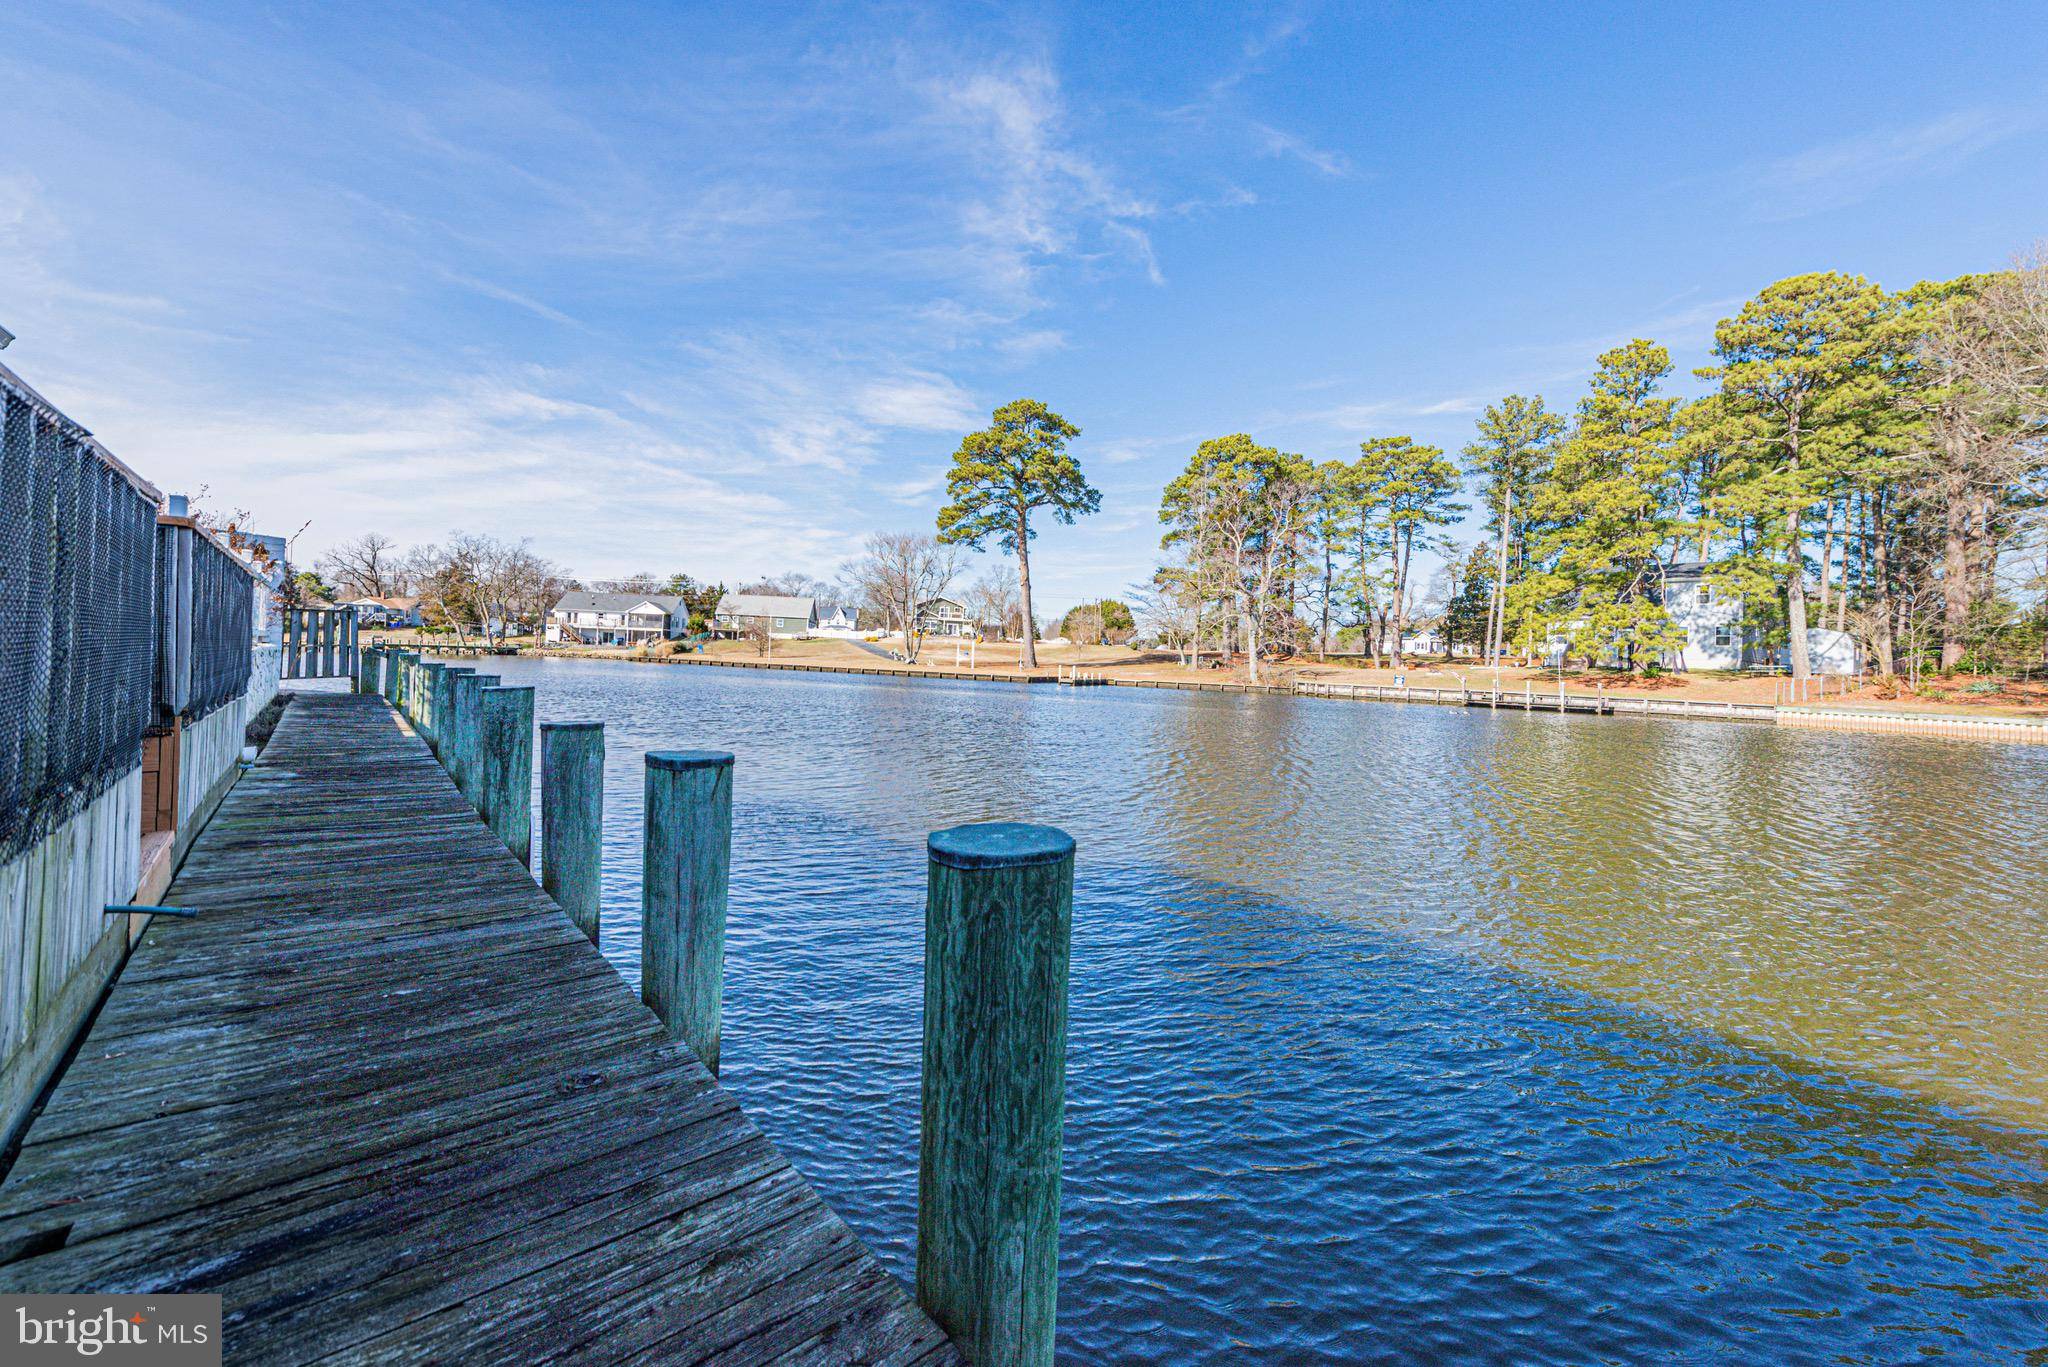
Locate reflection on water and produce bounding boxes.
[492,657,2048,1364]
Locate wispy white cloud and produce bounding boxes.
[1735,105,2041,220]
[1252,122,1353,178]
[853,372,980,431]
[917,59,1160,298]
[1184,8,1314,108]
[436,269,583,328]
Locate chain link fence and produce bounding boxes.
[0,363,162,863]
[154,520,255,724]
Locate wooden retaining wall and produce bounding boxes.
[1776,707,2048,744]
[509,650,2048,745]
[0,771,141,1152]
[520,649,1297,695]
[2,679,266,1153]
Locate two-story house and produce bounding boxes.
[812,601,863,637]
[1659,562,1758,670]
[545,591,690,647]
[913,596,974,638]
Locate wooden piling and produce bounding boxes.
[451,672,498,807]
[640,750,733,1074]
[420,661,450,751]
[477,685,535,864]
[437,665,475,778]
[541,721,605,944]
[382,649,404,706]
[917,821,1075,1367]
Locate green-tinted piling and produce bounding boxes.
[541,721,606,944]
[478,685,535,864]
[420,661,449,751]
[438,666,476,780]
[382,648,403,706]
[641,750,733,1074]
[454,672,499,807]
[917,821,1075,1367]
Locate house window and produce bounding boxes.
[1697,585,1713,606]
[1713,625,1733,648]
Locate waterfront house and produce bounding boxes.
[812,601,863,638]
[346,595,423,629]
[1401,621,1448,657]
[545,591,690,647]
[1659,562,1758,671]
[914,596,974,638]
[713,593,817,639]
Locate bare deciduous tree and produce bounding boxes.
[409,534,564,642]
[841,532,963,665]
[317,533,403,599]
[961,569,1023,639]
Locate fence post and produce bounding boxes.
[541,721,605,944]
[917,821,1074,1367]
[477,685,535,863]
[641,750,734,1073]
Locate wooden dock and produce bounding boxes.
[0,692,962,1365]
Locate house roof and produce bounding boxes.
[1663,561,1711,580]
[815,601,854,623]
[551,590,685,615]
[349,595,419,610]
[917,596,969,617]
[715,593,815,619]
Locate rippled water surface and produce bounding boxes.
[487,657,2048,1364]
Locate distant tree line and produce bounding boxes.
[1136,247,2048,683]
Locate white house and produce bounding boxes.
[811,601,863,637]
[713,593,817,639]
[1660,562,1757,671]
[1401,625,1447,657]
[914,596,974,638]
[546,591,690,647]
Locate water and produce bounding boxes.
[489,656,2048,1363]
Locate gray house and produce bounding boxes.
[713,593,817,639]
[545,591,690,647]
[914,596,973,638]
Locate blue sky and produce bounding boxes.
[4,2,2046,611]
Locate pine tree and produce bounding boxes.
[937,399,1099,670]
[1524,339,1687,671]
[1694,273,1899,680]
[1461,395,1564,667]
[1354,436,1463,664]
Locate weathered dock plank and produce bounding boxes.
[0,692,962,1366]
